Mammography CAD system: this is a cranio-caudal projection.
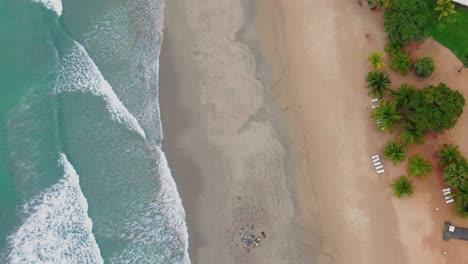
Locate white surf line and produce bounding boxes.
[156,146,191,264]
[31,0,63,16]
[7,153,104,264]
[54,41,146,139]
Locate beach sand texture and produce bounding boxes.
[160,0,468,263]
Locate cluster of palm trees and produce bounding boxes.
[438,144,468,216]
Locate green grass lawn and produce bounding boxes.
[425,1,468,63]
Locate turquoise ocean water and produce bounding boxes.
[0,0,190,263]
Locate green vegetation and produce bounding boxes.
[399,122,425,145]
[371,101,402,131]
[384,0,429,45]
[434,0,456,20]
[438,144,463,167]
[408,155,432,177]
[390,51,412,74]
[414,57,435,77]
[406,83,465,133]
[425,0,468,63]
[368,52,386,70]
[392,84,415,109]
[392,176,414,198]
[383,141,406,164]
[444,161,468,189]
[437,144,468,216]
[368,0,384,9]
[365,71,391,99]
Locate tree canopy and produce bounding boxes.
[383,141,406,164]
[407,83,465,133]
[408,155,432,177]
[390,51,412,75]
[371,101,402,131]
[392,176,414,198]
[435,0,456,20]
[384,0,429,45]
[365,71,391,99]
[368,52,386,70]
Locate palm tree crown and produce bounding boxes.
[368,52,385,70]
[371,101,402,132]
[399,122,424,145]
[383,141,406,164]
[435,0,456,20]
[444,161,468,190]
[408,155,432,177]
[438,144,463,167]
[391,176,414,198]
[365,71,391,99]
[392,84,415,109]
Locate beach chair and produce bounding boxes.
[446,199,455,204]
[371,98,379,103]
[372,105,379,109]
[376,169,384,174]
[373,161,382,166]
[445,196,452,200]
[371,155,379,160]
[443,190,451,196]
[449,226,456,232]
[375,165,384,170]
[442,188,451,192]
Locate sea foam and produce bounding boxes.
[54,42,146,139]
[32,0,63,16]
[7,153,103,264]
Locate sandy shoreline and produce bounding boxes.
[160,0,305,263]
[160,0,468,263]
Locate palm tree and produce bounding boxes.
[435,0,456,20]
[454,190,468,216]
[368,52,385,70]
[383,141,406,164]
[391,176,414,198]
[444,161,468,189]
[390,51,411,75]
[408,155,432,177]
[371,101,402,132]
[392,84,415,109]
[437,144,463,167]
[399,122,424,145]
[365,71,391,99]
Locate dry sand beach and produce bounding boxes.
[160,0,468,263]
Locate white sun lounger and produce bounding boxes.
[449,226,456,232]
[375,165,384,170]
[446,199,455,204]
[371,155,379,159]
[445,196,452,200]
[376,169,384,174]
[373,161,382,166]
[442,188,451,192]
[371,98,379,103]
[372,105,379,109]
[443,190,451,196]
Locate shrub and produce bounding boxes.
[390,51,412,75]
[383,141,406,164]
[408,155,432,177]
[368,52,385,70]
[414,57,435,77]
[384,0,429,45]
[365,71,391,99]
[392,176,414,198]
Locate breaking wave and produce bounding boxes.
[7,153,103,264]
[31,0,62,16]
